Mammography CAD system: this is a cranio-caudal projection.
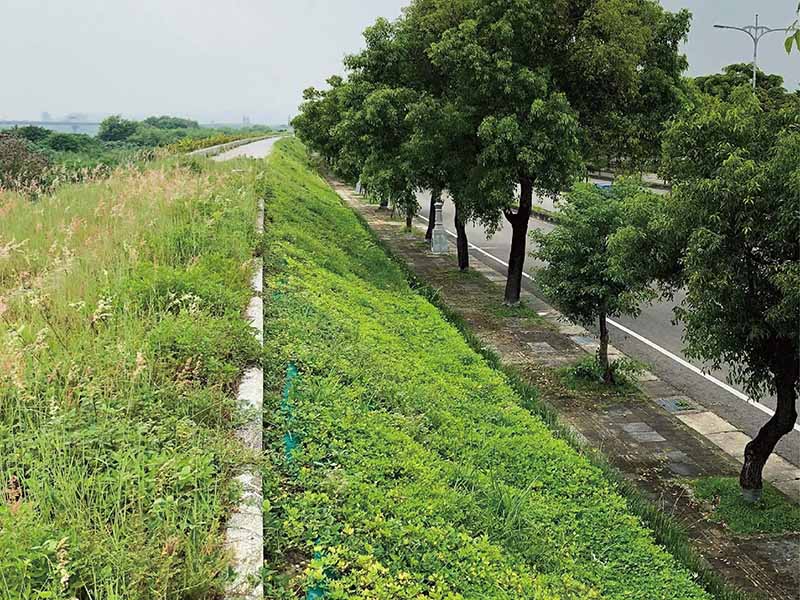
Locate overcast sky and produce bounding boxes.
[2,1,797,124]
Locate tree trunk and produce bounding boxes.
[599,310,613,384]
[425,187,441,241]
[740,343,799,500]
[405,208,413,231]
[503,178,533,305]
[454,202,469,271]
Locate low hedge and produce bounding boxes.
[261,138,711,599]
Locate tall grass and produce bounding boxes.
[0,156,265,598]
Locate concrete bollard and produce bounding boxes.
[431,201,448,254]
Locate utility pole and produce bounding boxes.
[714,14,790,89]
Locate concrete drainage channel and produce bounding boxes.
[224,197,265,600]
[194,140,266,599]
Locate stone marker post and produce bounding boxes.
[355,179,363,195]
[431,200,448,254]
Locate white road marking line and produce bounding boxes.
[416,214,798,432]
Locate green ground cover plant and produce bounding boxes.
[0,154,265,598]
[261,138,712,599]
[691,477,800,535]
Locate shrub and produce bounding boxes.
[143,116,200,130]
[45,132,96,153]
[0,135,51,191]
[97,115,139,142]
[7,125,51,143]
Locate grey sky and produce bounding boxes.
[2,1,797,124]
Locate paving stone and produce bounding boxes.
[667,450,689,462]
[706,431,750,459]
[763,455,800,484]
[631,430,667,443]
[622,422,653,433]
[640,379,681,398]
[656,395,701,415]
[605,407,633,418]
[668,462,698,476]
[571,335,597,346]
[636,370,660,382]
[558,324,587,336]
[527,342,558,355]
[678,411,738,436]
[774,479,800,502]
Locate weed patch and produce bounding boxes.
[0,156,263,597]
[691,477,800,535]
[559,355,644,397]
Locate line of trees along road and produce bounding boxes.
[293,0,799,499]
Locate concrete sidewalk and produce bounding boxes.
[334,180,800,600]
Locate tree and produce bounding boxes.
[429,3,584,304]
[345,8,478,266]
[660,85,800,499]
[9,125,51,144]
[427,0,689,304]
[532,181,660,382]
[695,63,790,111]
[786,3,799,53]
[559,2,691,170]
[142,115,199,129]
[404,96,477,269]
[0,136,51,191]
[97,115,139,142]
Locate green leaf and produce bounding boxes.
[785,34,795,54]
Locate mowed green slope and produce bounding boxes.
[262,138,710,599]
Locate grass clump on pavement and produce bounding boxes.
[261,138,711,599]
[691,477,800,535]
[0,156,264,597]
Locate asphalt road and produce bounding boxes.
[417,188,800,467]
[212,136,280,161]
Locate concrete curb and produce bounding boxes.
[187,136,273,158]
[224,197,265,599]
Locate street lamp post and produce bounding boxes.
[714,14,790,89]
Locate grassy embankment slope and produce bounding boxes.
[0,156,264,597]
[261,138,711,599]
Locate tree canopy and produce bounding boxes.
[293,0,690,304]
[659,84,800,496]
[97,115,139,142]
[142,115,199,130]
[532,181,661,382]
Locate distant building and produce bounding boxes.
[41,112,51,122]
